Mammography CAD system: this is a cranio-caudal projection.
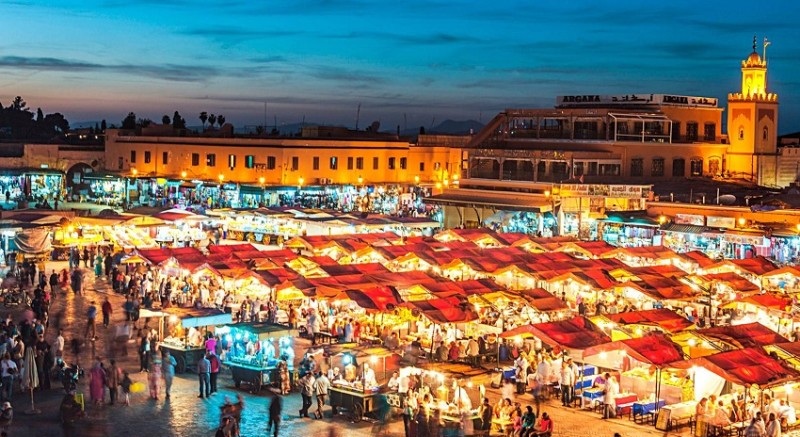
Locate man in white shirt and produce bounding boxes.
[602,374,619,419]
[387,371,400,391]
[780,400,797,425]
[54,329,65,361]
[467,337,480,367]
[560,361,575,407]
[361,364,377,388]
[0,354,18,402]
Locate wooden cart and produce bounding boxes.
[329,385,383,423]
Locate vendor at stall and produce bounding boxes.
[361,363,377,388]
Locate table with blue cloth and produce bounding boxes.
[574,375,594,390]
[633,399,666,424]
[581,387,604,409]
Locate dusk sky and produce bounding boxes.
[2,1,800,133]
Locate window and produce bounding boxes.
[162,151,169,165]
[267,156,276,170]
[244,155,255,169]
[191,153,200,166]
[228,154,236,169]
[356,157,364,170]
[130,151,137,163]
[388,157,396,170]
[329,157,338,170]
[738,127,745,140]
[671,122,681,142]
[206,154,216,167]
[587,162,598,176]
[373,157,379,170]
[312,157,320,170]
[400,157,407,170]
[763,127,769,141]
[291,156,299,171]
[118,157,123,170]
[573,162,584,176]
[672,158,685,177]
[630,158,643,177]
[434,162,441,170]
[690,159,703,176]
[144,151,151,164]
[419,162,425,172]
[347,157,354,170]
[651,158,665,177]
[686,122,698,142]
[704,123,716,141]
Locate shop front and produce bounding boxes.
[0,168,64,208]
[215,322,295,393]
[598,212,660,247]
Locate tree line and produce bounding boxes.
[120,111,227,131]
[0,96,71,141]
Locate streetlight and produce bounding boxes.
[298,177,304,189]
[218,174,225,183]
[414,175,420,185]
[738,217,746,228]
[357,176,363,186]
[131,168,138,177]
[181,170,187,179]
[259,176,266,185]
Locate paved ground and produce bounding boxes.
[0,258,692,437]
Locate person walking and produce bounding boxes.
[0,353,17,402]
[107,359,121,405]
[267,390,282,437]
[49,270,59,295]
[299,372,315,418]
[149,356,162,400]
[85,301,98,342]
[54,329,65,362]
[314,371,330,419]
[209,351,221,395]
[139,332,151,372]
[101,297,112,328]
[162,351,177,399]
[197,353,211,399]
[88,358,107,406]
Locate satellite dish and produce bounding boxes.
[717,195,737,205]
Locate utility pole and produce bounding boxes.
[355,103,361,130]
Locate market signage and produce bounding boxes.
[706,216,736,229]
[556,93,718,107]
[674,214,704,226]
[559,184,648,198]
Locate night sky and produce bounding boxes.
[2,0,799,133]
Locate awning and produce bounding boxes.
[660,223,711,234]
[423,192,552,213]
[670,347,800,388]
[164,307,232,328]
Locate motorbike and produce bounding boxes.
[55,359,83,393]
[2,287,30,308]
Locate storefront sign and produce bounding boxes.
[674,214,704,226]
[556,93,718,107]
[706,216,736,229]
[559,184,649,198]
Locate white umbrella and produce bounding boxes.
[24,347,40,414]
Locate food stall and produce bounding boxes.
[159,307,232,373]
[215,322,296,393]
[328,345,401,422]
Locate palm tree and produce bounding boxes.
[208,114,217,128]
[217,115,225,128]
[199,111,208,129]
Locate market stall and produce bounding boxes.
[583,333,690,405]
[159,307,232,373]
[327,345,402,422]
[215,322,296,393]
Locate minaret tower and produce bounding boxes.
[726,36,779,186]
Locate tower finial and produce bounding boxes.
[752,35,757,52]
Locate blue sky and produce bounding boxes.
[1,0,799,133]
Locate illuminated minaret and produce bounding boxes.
[726,36,779,185]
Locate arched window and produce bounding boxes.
[763,126,769,141]
[739,127,745,140]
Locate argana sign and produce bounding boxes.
[557,94,718,108]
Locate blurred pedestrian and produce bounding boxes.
[102,297,112,328]
[89,358,107,406]
[267,390,282,437]
[162,351,177,399]
[197,353,211,398]
[149,356,162,400]
[107,359,121,405]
